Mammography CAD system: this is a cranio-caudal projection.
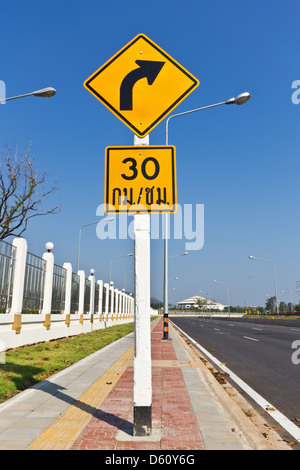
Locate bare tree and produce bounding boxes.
[0,144,61,240]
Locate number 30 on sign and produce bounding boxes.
[104,146,177,214]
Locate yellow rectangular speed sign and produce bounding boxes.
[104,146,176,214]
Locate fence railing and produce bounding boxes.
[22,251,45,313]
[0,237,135,345]
[71,272,80,313]
[51,264,67,313]
[0,240,15,313]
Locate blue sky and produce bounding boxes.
[1,0,300,307]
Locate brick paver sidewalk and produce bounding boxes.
[71,319,205,450]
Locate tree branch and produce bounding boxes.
[0,144,61,240]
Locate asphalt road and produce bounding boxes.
[171,316,300,423]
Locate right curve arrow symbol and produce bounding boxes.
[120,60,165,111]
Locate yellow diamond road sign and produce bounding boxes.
[104,146,176,214]
[84,34,199,136]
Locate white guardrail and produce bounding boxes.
[0,237,138,351]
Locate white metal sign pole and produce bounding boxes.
[133,133,152,436]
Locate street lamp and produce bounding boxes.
[163,92,251,339]
[213,280,230,315]
[45,242,54,253]
[0,87,56,103]
[110,253,133,283]
[248,255,279,318]
[77,217,114,272]
[169,251,188,259]
[165,92,250,143]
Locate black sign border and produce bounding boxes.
[105,146,177,214]
[85,34,199,137]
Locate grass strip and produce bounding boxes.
[242,314,300,320]
[0,322,135,404]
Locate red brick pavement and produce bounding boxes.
[71,319,205,450]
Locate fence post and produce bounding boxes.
[127,293,130,318]
[104,282,109,323]
[118,290,122,319]
[128,294,131,318]
[121,288,125,319]
[130,293,134,319]
[63,262,72,327]
[89,270,95,325]
[110,282,114,321]
[126,293,129,318]
[11,237,27,334]
[124,293,128,319]
[118,290,122,320]
[97,280,103,321]
[78,270,85,325]
[42,243,55,330]
[115,288,119,320]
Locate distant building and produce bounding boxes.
[176,295,225,311]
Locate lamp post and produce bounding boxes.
[110,253,133,283]
[124,271,133,292]
[163,92,251,338]
[0,87,56,103]
[199,290,208,296]
[77,217,114,272]
[248,256,279,318]
[213,280,230,315]
[199,290,209,313]
[162,251,188,339]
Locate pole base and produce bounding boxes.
[133,405,152,436]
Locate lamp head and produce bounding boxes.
[45,242,54,252]
[235,92,251,105]
[33,87,56,98]
[225,92,251,105]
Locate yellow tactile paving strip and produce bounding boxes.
[27,344,134,450]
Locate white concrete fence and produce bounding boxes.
[0,237,134,351]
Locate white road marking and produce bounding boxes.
[243,336,259,342]
[171,321,300,443]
